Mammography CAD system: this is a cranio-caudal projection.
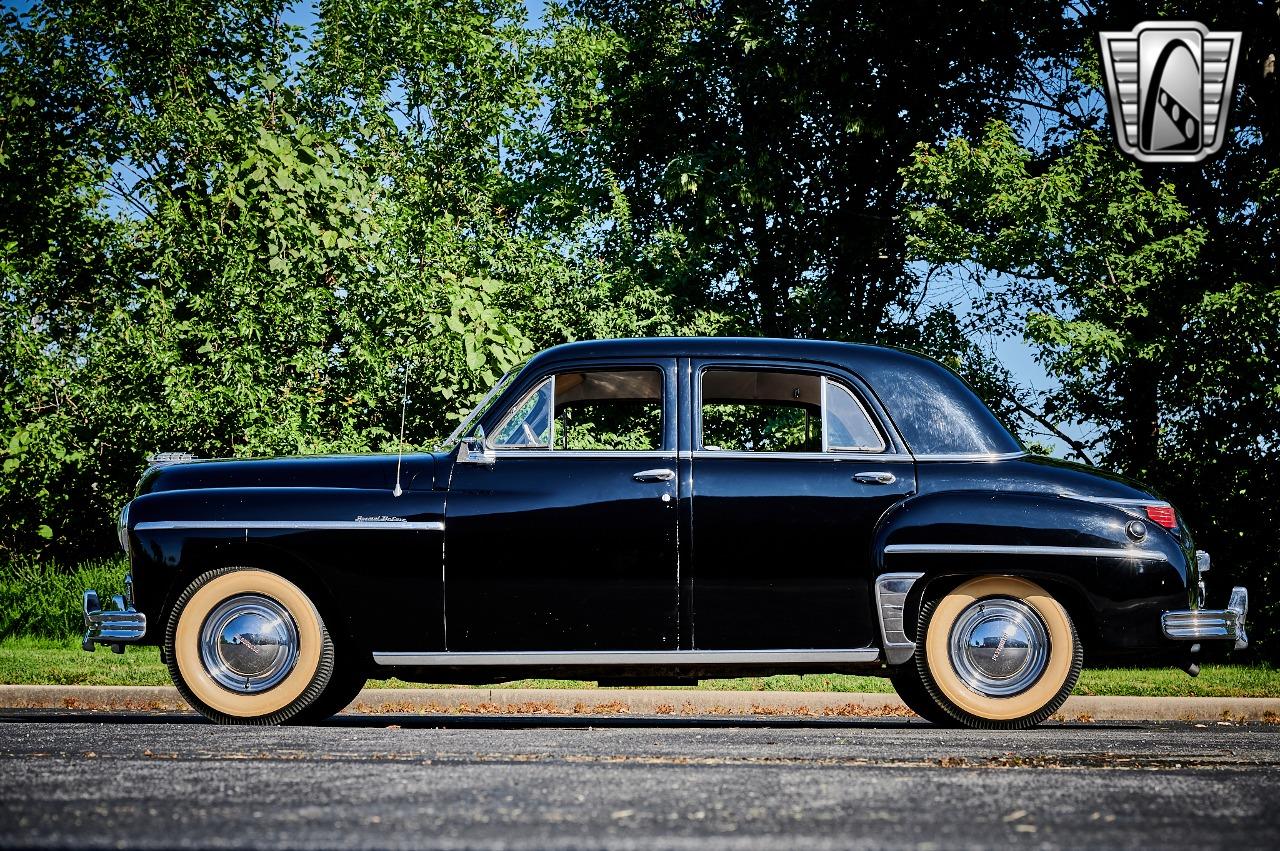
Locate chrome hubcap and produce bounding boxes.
[199,595,299,693]
[948,598,1049,697]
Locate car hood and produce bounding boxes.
[136,452,441,496]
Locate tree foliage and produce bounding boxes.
[0,0,704,557]
[543,0,1072,341]
[903,1,1280,656]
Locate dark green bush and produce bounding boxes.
[0,557,129,640]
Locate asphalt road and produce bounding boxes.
[1,712,1277,850]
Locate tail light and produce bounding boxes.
[1145,505,1177,528]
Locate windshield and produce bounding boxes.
[438,367,522,449]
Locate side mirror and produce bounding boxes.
[458,435,495,466]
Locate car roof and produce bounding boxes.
[517,337,1023,457]
[527,336,902,366]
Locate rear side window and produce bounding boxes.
[825,381,884,451]
[699,368,885,453]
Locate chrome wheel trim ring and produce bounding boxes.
[947,597,1050,697]
[198,594,299,694]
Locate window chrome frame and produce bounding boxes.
[910,450,1028,462]
[819,373,829,452]
[492,449,673,460]
[681,449,911,461]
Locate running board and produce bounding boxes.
[372,648,882,667]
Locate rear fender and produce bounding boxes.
[871,491,1190,657]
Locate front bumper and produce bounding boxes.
[1161,586,1248,650]
[82,575,147,653]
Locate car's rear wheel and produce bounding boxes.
[164,567,335,725]
[916,575,1082,730]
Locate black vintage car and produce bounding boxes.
[85,338,1248,728]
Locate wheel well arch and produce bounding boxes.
[158,542,353,647]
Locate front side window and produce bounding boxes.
[555,369,663,450]
[491,368,664,451]
[699,368,885,453]
[492,377,553,447]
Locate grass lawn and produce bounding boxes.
[2,636,1278,697]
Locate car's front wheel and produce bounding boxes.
[914,575,1083,729]
[888,663,959,726]
[164,567,335,725]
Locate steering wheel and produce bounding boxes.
[521,421,538,445]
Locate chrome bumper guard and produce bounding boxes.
[1162,586,1248,650]
[82,575,146,653]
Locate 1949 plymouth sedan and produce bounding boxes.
[84,338,1248,728]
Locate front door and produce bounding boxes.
[688,362,916,649]
[445,360,680,650]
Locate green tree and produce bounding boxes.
[902,1,1280,657]
[0,0,702,560]
[540,0,1074,348]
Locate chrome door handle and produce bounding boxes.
[853,471,897,485]
[633,468,676,483]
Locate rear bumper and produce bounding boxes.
[82,575,147,653]
[1161,586,1248,650]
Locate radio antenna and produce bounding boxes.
[393,364,409,498]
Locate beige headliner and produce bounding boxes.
[553,369,662,405]
[702,369,821,406]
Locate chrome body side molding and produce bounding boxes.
[1057,493,1173,509]
[372,648,882,667]
[883,543,1169,562]
[875,572,925,666]
[133,519,444,532]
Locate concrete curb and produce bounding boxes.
[2,685,1278,722]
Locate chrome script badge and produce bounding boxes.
[1099,21,1242,163]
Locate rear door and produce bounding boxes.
[688,361,915,649]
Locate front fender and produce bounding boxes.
[125,486,446,653]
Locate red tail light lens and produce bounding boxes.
[1145,505,1177,528]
